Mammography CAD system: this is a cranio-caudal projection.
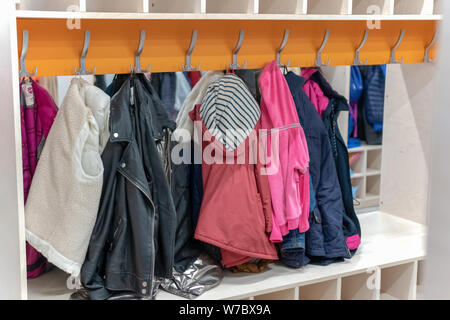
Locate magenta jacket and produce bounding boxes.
[258,61,310,242]
[20,80,58,278]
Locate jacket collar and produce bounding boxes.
[306,69,349,113]
[109,76,134,143]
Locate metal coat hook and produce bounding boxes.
[74,30,96,75]
[425,27,439,63]
[316,29,331,67]
[277,29,290,68]
[182,30,201,71]
[390,29,405,64]
[229,29,247,70]
[131,30,151,73]
[19,30,37,77]
[354,29,370,65]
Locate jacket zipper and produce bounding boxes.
[119,169,156,297]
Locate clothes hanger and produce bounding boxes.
[425,27,439,63]
[19,30,37,81]
[315,29,331,67]
[74,30,96,77]
[390,29,405,64]
[354,29,370,66]
[130,30,151,73]
[277,29,290,74]
[182,30,201,72]
[228,29,247,73]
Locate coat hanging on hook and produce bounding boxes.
[74,30,96,75]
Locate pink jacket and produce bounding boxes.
[20,80,58,278]
[258,61,310,242]
[301,68,329,118]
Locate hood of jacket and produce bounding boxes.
[200,73,261,151]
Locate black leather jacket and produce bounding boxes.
[80,74,177,300]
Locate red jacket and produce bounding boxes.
[190,105,278,268]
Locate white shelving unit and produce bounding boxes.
[28,211,426,300]
[349,144,383,210]
[15,0,443,19]
[1,0,438,300]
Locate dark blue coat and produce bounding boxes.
[304,70,362,253]
[285,72,351,264]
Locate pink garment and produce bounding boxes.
[258,61,310,243]
[301,68,329,118]
[20,80,58,278]
[190,105,278,267]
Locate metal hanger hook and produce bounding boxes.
[130,30,151,73]
[354,29,370,65]
[19,30,37,77]
[229,29,247,70]
[315,29,331,67]
[425,27,439,63]
[390,29,405,64]
[74,30,96,75]
[277,29,291,68]
[182,30,201,72]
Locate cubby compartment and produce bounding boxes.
[206,0,256,14]
[298,279,340,300]
[352,0,394,15]
[351,177,365,200]
[18,0,80,11]
[433,0,442,14]
[146,0,204,13]
[86,0,144,13]
[366,175,381,199]
[259,0,307,14]
[253,287,297,300]
[341,270,380,300]
[366,149,382,175]
[380,262,418,300]
[349,151,364,177]
[307,0,351,14]
[394,0,434,15]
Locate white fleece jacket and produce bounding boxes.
[25,78,110,276]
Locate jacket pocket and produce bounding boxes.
[73,116,104,181]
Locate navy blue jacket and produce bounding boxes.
[305,70,362,251]
[285,72,351,264]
